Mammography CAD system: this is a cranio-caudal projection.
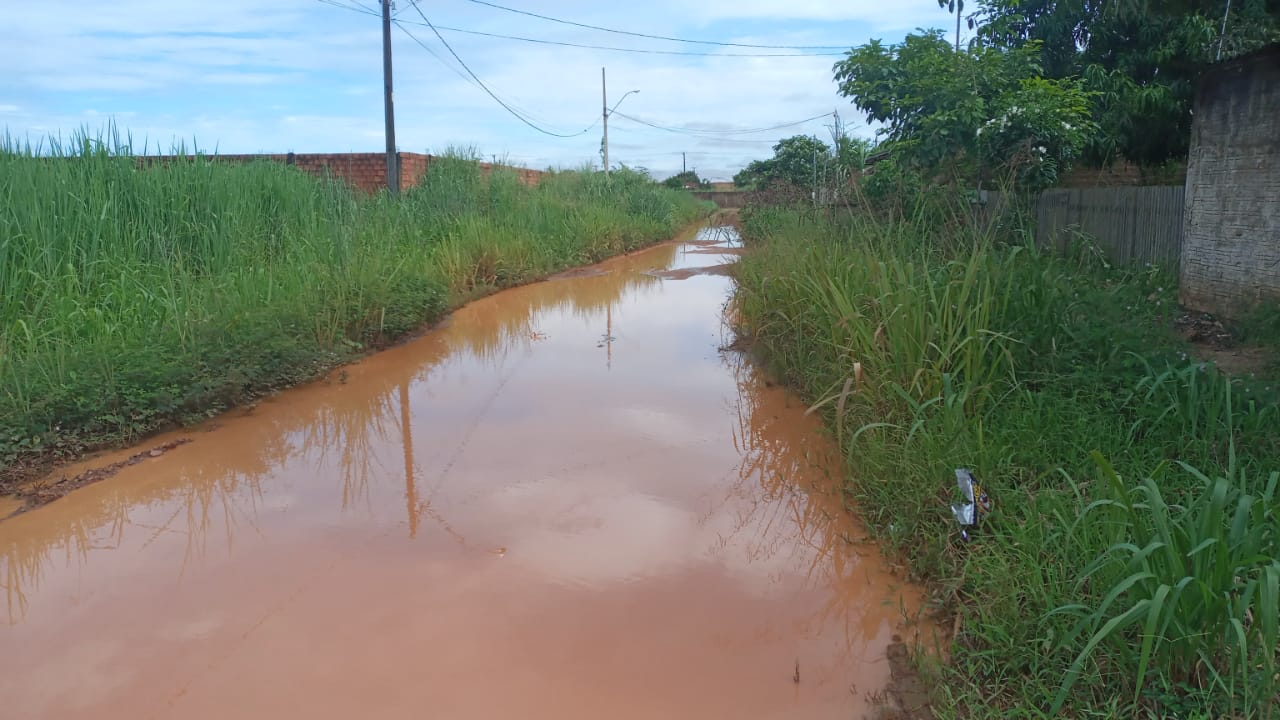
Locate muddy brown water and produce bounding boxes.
[0,226,928,719]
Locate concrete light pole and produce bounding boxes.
[601,67,639,176]
[382,0,398,195]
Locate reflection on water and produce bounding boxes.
[0,227,924,720]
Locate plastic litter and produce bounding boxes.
[950,468,991,542]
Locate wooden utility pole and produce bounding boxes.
[382,0,399,194]
[682,152,687,174]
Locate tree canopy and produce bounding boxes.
[661,170,708,190]
[732,135,833,191]
[835,0,1280,174]
[974,0,1280,164]
[834,30,1094,189]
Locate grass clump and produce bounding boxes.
[0,131,708,482]
[732,202,1280,717]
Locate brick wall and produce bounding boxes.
[139,152,543,194]
[1180,44,1280,317]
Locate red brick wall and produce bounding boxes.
[398,153,431,191]
[138,152,543,194]
[476,161,543,188]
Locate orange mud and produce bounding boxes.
[0,226,930,720]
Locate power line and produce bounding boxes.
[394,22,481,89]
[459,0,849,51]
[318,2,843,58]
[611,111,832,137]
[318,1,584,128]
[395,21,596,132]
[315,0,381,17]
[403,21,845,57]
[402,1,599,138]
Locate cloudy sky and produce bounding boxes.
[2,1,953,181]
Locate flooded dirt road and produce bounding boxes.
[0,226,926,719]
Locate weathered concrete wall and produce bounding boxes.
[139,152,543,194]
[1181,45,1280,317]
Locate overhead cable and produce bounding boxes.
[403,1,599,138]
[315,0,381,17]
[459,0,848,50]
[611,111,832,137]
[317,2,844,58]
[398,20,845,57]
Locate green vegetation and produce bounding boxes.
[833,2,1280,190]
[0,133,707,483]
[835,29,1095,190]
[661,170,709,190]
[733,202,1280,717]
[972,0,1280,165]
[731,3,1280,713]
[731,129,874,193]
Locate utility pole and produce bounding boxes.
[1217,0,1233,60]
[400,380,418,538]
[812,137,818,207]
[382,0,399,195]
[601,67,610,176]
[600,70,639,176]
[682,152,687,174]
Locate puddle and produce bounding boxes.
[645,263,734,280]
[0,226,929,719]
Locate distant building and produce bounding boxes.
[1181,43,1280,317]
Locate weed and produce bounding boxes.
[0,130,708,481]
[733,199,1280,716]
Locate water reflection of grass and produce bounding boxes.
[0,251,672,623]
[718,351,922,677]
[0,468,269,624]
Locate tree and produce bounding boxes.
[661,170,707,190]
[833,30,1094,189]
[733,135,832,190]
[971,0,1280,164]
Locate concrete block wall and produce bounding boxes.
[1180,44,1280,318]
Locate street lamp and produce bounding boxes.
[601,67,639,175]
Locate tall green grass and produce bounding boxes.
[0,131,707,478]
[733,202,1280,717]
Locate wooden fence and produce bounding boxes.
[1031,186,1184,269]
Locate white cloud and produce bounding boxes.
[0,1,948,179]
[671,0,944,27]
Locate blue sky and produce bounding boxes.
[2,1,954,181]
